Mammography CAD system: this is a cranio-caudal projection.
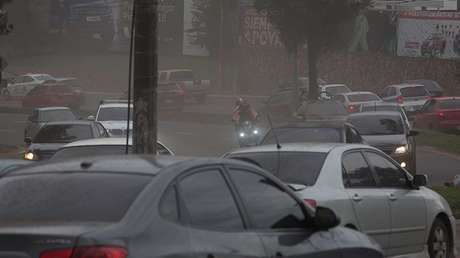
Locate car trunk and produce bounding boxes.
[0,222,110,258]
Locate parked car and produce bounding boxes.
[159,69,209,103]
[380,84,430,118]
[319,84,352,100]
[225,143,456,258]
[3,73,55,98]
[333,91,382,112]
[259,120,364,145]
[347,111,418,174]
[0,155,384,258]
[360,102,411,130]
[24,121,109,161]
[414,97,460,134]
[89,101,133,137]
[0,158,32,175]
[51,137,175,160]
[405,79,446,97]
[24,107,76,140]
[22,82,80,109]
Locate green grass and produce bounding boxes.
[416,129,460,155]
[430,186,460,219]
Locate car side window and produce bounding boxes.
[229,169,306,230]
[342,152,376,187]
[346,126,362,143]
[179,169,244,230]
[159,185,179,221]
[95,123,108,137]
[388,87,396,97]
[333,95,345,103]
[364,152,407,188]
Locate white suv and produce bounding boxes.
[89,101,133,137]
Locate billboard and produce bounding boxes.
[239,7,282,48]
[397,10,460,59]
[371,0,457,11]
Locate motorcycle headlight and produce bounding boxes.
[395,145,408,154]
[253,129,259,135]
[239,132,246,138]
[24,152,36,161]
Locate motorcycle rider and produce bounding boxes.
[232,97,258,129]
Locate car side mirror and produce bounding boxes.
[314,207,340,230]
[413,174,428,187]
[87,115,95,121]
[408,130,419,137]
[24,137,32,145]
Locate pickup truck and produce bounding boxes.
[158,69,209,103]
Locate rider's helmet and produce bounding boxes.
[235,97,245,107]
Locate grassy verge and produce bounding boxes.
[431,186,460,219]
[415,129,460,155]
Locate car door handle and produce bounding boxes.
[388,193,397,201]
[352,194,362,202]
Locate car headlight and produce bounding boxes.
[24,152,36,161]
[253,129,259,135]
[395,145,408,154]
[239,132,246,138]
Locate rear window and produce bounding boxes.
[229,152,327,186]
[326,86,350,95]
[349,114,404,135]
[261,127,343,145]
[40,109,76,122]
[170,71,194,81]
[439,99,460,110]
[97,107,132,121]
[348,94,380,102]
[34,124,93,143]
[0,173,151,223]
[401,87,428,97]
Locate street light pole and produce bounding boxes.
[133,0,158,154]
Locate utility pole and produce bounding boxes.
[133,0,158,154]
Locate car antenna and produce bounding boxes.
[266,113,281,150]
[125,4,136,155]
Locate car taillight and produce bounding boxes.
[348,105,355,111]
[397,97,403,104]
[40,246,128,258]
[440,112,447,119]
[305,199,317,209]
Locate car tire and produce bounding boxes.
[427,218,452,258]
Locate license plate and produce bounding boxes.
[86,16,101,22]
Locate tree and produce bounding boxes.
[255,0,369,100]
[133,0,158,154]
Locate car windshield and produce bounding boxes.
[34,124,93,143]
[439,99,460,109]
[0,173,152,223]
[348,94,380,102]
[261,127,343,145]
[97,107,132,121]
[326,86,349,95]
[35,75,54,81]
[349,114,404,135]
[40,110,76,122]
[228,152,327,186]
[401,87,428,97]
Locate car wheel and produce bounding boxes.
[427,219,452,258]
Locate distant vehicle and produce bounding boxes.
[421,33,446,57]
[159,69,209,103]
[264,88,299,122]
[120,82,185,112]
[347,111,418,174]
[89,101,133,137]
[259,120,365,145]
[318,84,352,100]
[24,107,76,140]
[380,84,430,118]
[333,91,382,112]
[24,120,109,161]
[296,100,351,120]
[0,158,32,174]
[22,82,80,109]
[360,102,411,130]
[225,143,456,258]
[3,73,55,98]
[0,155,384,258]
[51,137,175,160]
[296,77,327,93]
[414,97,460,134]
[405,79,446,97]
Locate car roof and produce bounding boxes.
[231,142,350,155]
[99,103,132,108]
[42,120,95,126]
[343,91,377,96]
[24,73,51,77]
[36,107,71,111]
[349,111,402,118]
[61,137,168,148]
[433,96,460,101]
[4,156,252,177]
[323,84,346,87]
[274,120,348,129]
[361,102,401,108]
[388,83,425,89]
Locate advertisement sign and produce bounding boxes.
[239,7,282,48]
[371,0,457,11]
[183,0,210,56]
[397,11,460,59]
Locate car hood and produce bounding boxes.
[99,121,132,130]
[361,135,407,148]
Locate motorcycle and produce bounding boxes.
[236,120,260,147]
